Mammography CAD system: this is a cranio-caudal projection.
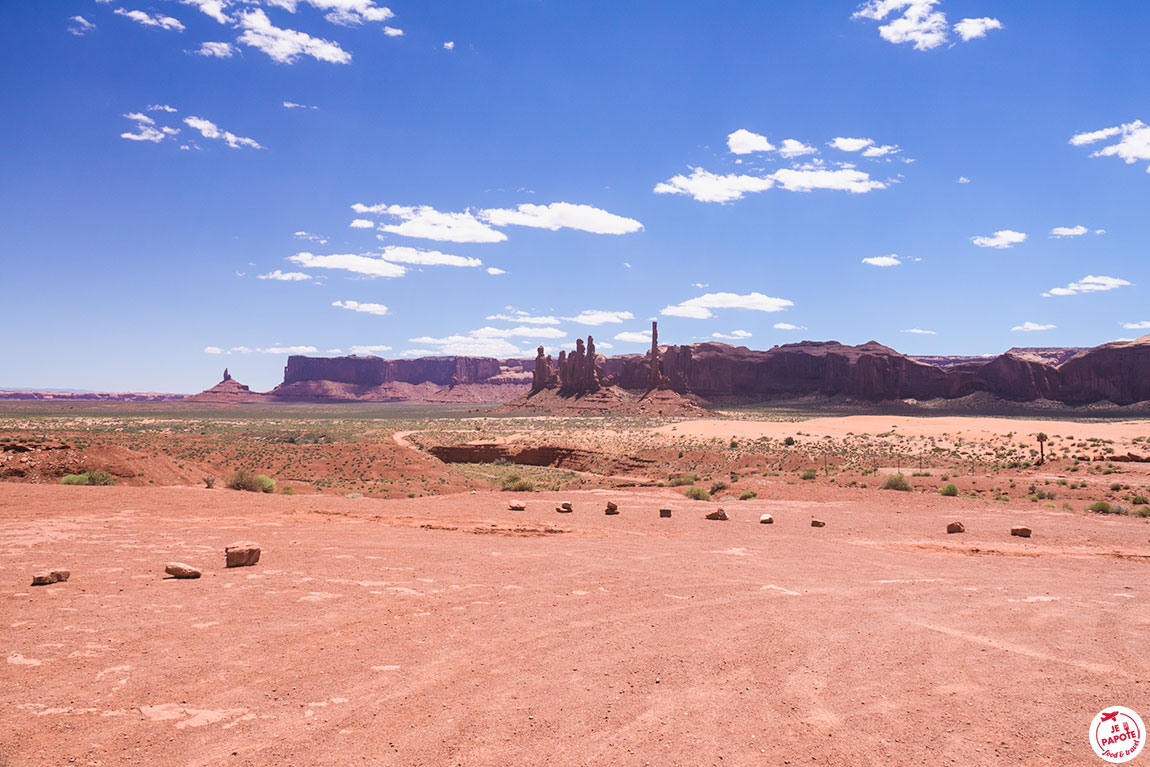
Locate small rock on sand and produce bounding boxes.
[508,501,527,511]
[225,543,261,568]
[50,569,70,583]
[705,509,728,521]
[811,519,826,528]
[659,508,672,518]
[165,563,201,579]
[556,505,573,514]
[1011,526,1032,538]
[759,514,774,524]
[947,522,965,534]
[31,569,70,586]
[606,501,618,512]
[560,502,573,511]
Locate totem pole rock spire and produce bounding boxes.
[647,321,662,390]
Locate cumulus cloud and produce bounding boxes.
[1042,274,1131,297]
[957,176,971,183]
[769,167,888,193]
[971,229,1026,249]
[375,246,481,268]
[486,267,506,275]
[478,202,643,235]
[1122,321,1150,330]
[1012,322,1055,332]
[383,26,403,36]
[120,112,171,142]
[1069,121,1150,172]
[262,345,319,354]
[181,0,231,23]
[404,329,537,358]
[777,139,818,158]
[728,129,775,154]
[288,252,406,278]
[114,8,186,31]
[773,323,806,330]
[68,16,97,35]
[712,330,752,340]
[183,116,261,149]
[353,203,505,243]
[861,144,900,158]
[902,328,936,335]
[486,311,561,325]
[236,9,351,64]
[1050,225,1088,238]
[563,310,635,326]
[204,346,224,354]
[196,42,236,57]
[614,330,652,344]
[293,231,327,244]
[349,219,375,228]
[654,168,775,203]
[662,292,793,319]
[147,104,177,112]
[443,41,454,50]
[258,270,312,281]
[862,255,902,267]
[332,299,389,315]
[953,16,1003,41]
[349,345,392,355]
[828,137,874,152]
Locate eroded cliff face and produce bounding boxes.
[281,355,513,389]
[1056,337,1150,405]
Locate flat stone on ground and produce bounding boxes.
[811,519,826,528]
[165,562,201,579]
[705,509,728,521]
[1011,526,1032,538]
[508,501,527,511]
[225,542,261,568]
[760,514,774,524]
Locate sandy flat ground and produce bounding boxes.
[656,416,1150,442]
[3,483,1149,766]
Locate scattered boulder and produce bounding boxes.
[560,501,573,511]
[659,508,672,518]
[604,501,619,516]
[165,562,201,579]
[1011,526,1032,538]
[31,569,70,586]
[705,508,728,521]
[759,514,774,524]
[811,519,826,528]
[508,501,527,511]
[947,521,965,534]
[225,542,261,568]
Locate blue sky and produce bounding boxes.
[3,0,1149,392]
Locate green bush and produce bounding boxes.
[202,476,216,489]
[1132,495,1149,506]
[683,486,711,501]
[60,470,115,486]
[257,474,275,493]
[709,481,728,495]
[500,473,535,492]
[939,483,958,497]
[280,486,295,495]
[1110,482,1123,492]
[667,474,700,487]
[738,490,757,501]
[1087,501,1114,514]
[799,469,817,481]
[227,469,267,493]
[784,436,796,446]
[880,473,912,492]
[1134,506,1150,518]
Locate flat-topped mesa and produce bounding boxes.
[558,336,602,396]
[531,345,559,393]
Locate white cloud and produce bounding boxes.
[1012,322,1055,332]
[471,326,566,340]
[114,8,185,31]
[728,129,775,154]
[862,254,902,267]
[486,312,560,325]
[902,328,936,335]
[124,112,154,125]
[354,203,506,243]
[778,139,818,158]
[349,218,375,228]
[662,292,794,319]
[376,245,481,268]
[183,116,261,149]
[303,0,395,26]
[486,267,506,275]
[953,17,1003,41]
[443,41,455,50]
[120,112,165,143]
[1122,321,1150,330]
[293,231,327,244]
[861,144,900,158]
[769,167,888,193]
[383,26,403,36]
[654,167,775,203]
[147,104,177,112]
[204,346,223,354]
[406,332,528,358]
[712,330,752,340]
[181,0,231,24]
[957,176,971,183]
[828,137,874,152]
[479,202,643,235]
[261,345,318,354]
[563,310,635,326]
[852,0,948,50]
[236,9,351,64]
[773,322,806,330]
[196,41,236,57]
[1042,274,1132,297]
[349,345,392,355]
[332,299,389,315]
[1069,120,1150,171]
[258,270,312,281]
[68,16,97,35]
[1050,225,1088,238]
[971,229,1026,249]
[614,330,652,344]
[283,101,318,109]
[288,252,406,278]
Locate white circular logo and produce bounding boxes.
[1090,706,1145,763]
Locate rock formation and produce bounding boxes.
[647,321,665,390]
[184,371,266,403]
[558,336,601,396]
[531,346,559,393]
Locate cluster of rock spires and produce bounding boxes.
[532,336,603,395]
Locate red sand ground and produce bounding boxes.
[3,482,1148,765]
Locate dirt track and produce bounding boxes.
[3,483,1148,765]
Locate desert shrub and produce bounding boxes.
[799,469,817,481]
[1087,501,1114,514]
[226,469,266,493]
[202,476,216,489]
[61,470,114,486]
[709,481,729,495]
[784,436,795,446]
[500,473,535,492]
[880,473,912,492]
[912,471,931,477]
[257,474,275,493]
[939,483,958,497]
[1110,482,1123,492]
[1132,495,1150,506]
[61,474,89,485]
[683,486,711,501]
[280,486,295,495]
[668,474,700,487]
[1133,506,1150,518]
[739,490,757,501]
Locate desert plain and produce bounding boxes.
[3,402,1149,766]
